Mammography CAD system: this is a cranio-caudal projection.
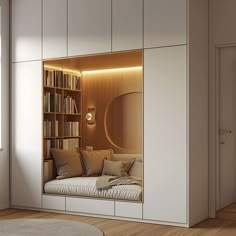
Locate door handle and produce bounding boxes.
[219,129,232,134]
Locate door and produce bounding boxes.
[218,46,236,210]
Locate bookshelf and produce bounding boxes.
[43,68,82,160]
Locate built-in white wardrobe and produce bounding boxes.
[11,0,209,227]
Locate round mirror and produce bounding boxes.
[104,92,143,152]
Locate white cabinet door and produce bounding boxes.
[112,0,142,51]
[66,197,114,216]
[144,0,186,48]
[115,201,142,219]
[43,195,65,211]
[68,0,111,56]
[43,0,67,59]
[11,61,42,208]
[143,46,187,223]
[11,0,42,62]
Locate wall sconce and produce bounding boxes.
[85,108,96,125]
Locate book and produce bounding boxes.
[43,120,52,137]
[64,121,79,136]
[63,138,79,150]
[43,139,51,159]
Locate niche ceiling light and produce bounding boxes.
[81,66,142,74]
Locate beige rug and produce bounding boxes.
[0,219,104,236]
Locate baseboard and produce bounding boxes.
[11,205,188,228]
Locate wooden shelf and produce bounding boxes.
[44,112,81,115]
[44,86,81,92]
[44,136,81,139]
[63,136,81,139]
[44,86,63,89]
[63,88,81,92]
[64,113,81,116]
[43,67,82,154]
[44,112,55,115]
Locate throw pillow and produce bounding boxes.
[102,159,135,177]
[80,149,113,176]
[51,148,84,180]
[129,161,143,178]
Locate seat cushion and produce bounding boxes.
[44,177,142,201]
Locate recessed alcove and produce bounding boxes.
[43,50,143,202]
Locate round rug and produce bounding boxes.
[0,219,104,236]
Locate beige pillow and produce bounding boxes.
[51,148,84,180]
[102,159,135,177]
[129,161,143,178]
[80,149,113,176]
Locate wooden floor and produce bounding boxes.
[1,204,236,235]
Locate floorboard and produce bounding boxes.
[0,204,236,236]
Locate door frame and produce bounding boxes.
[209,44,236,217]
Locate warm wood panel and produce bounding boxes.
[2,203,236,234]
[143,46,186,223]
[144,0,186,48]
[68,0,111,56]
[43,0,67,59]
[44,50,143,72]
[11,61,42,208]
[43,51,143,154]
[112,0,143,51]
[82,68,143,153]
[11,0,42,62]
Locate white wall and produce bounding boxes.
[188,0,209,226]
[0,0,9,209]
[209,0,236,217]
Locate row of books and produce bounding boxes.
[64,96,78,114]
[44,93,79,114]
[63,138,79,150]
[64,74,80,90]
[44,70,63,88]
[44,120,60,137]
[44,70,80,90]
[43,120,52,137]
[44,92,54,112]
[64,121,79,137]
[44,120,80,138]
[44,138,80,159]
